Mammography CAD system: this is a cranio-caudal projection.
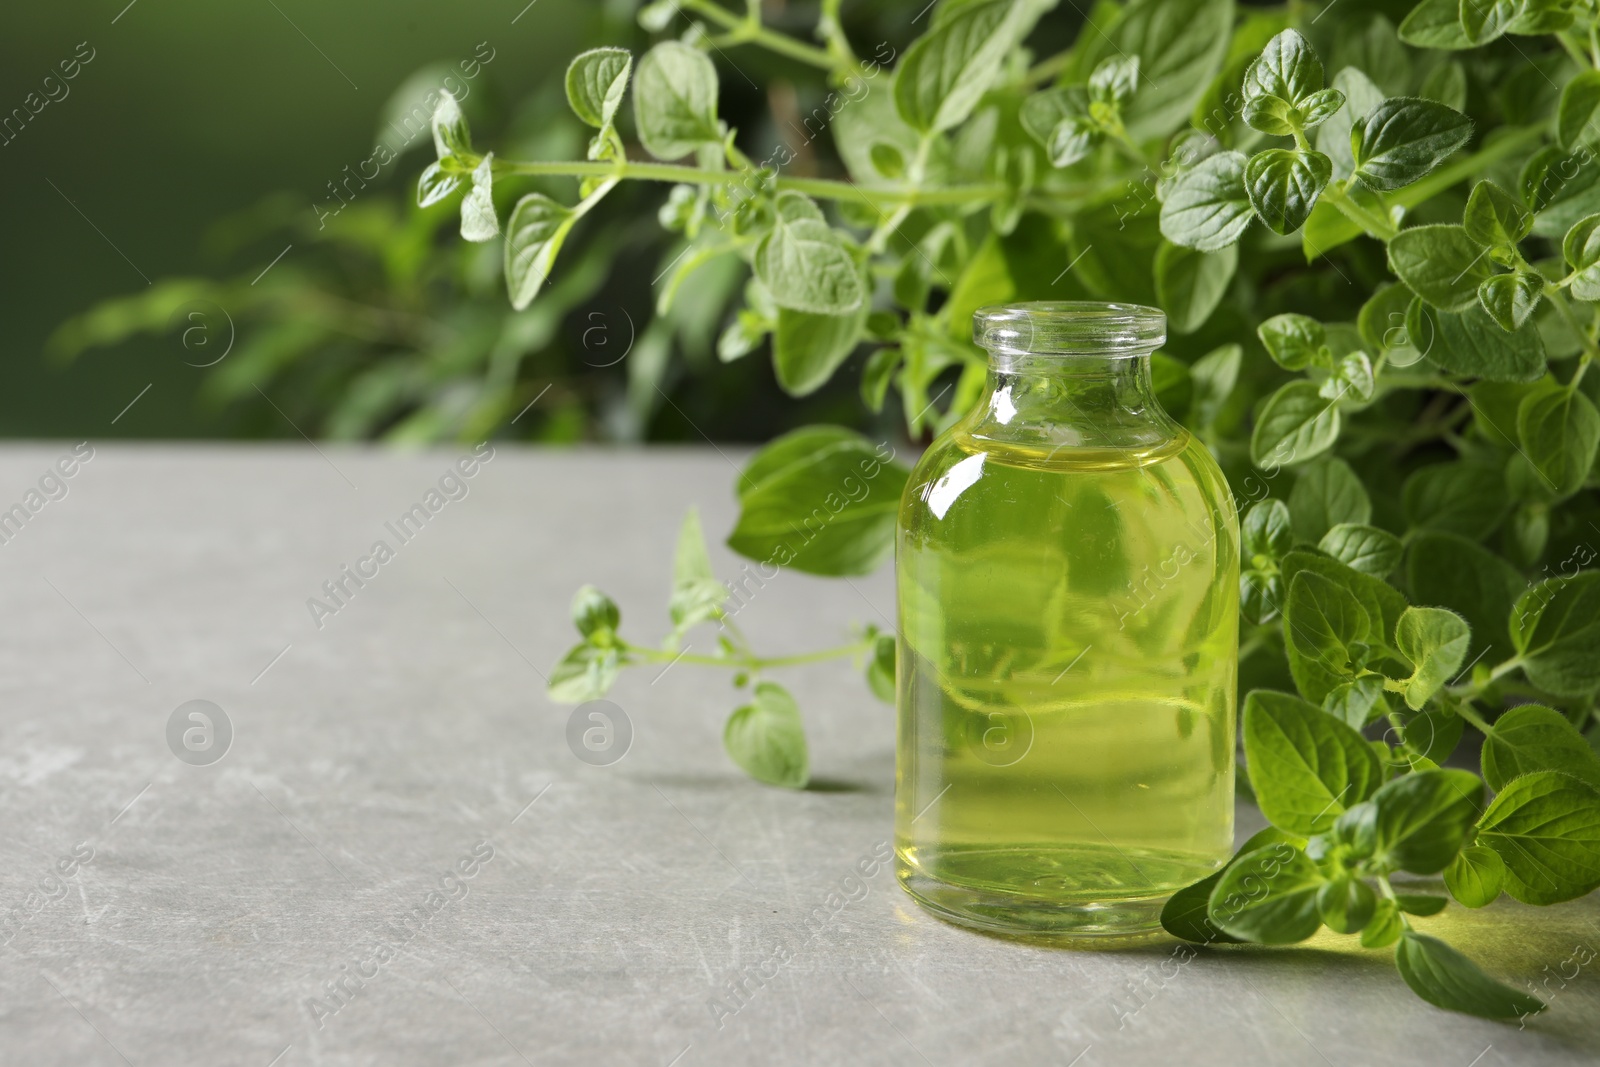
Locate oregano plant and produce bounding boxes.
[58,0,1600,1022]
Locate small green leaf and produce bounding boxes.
[1285,570,1370,676]
[1398,0,1475,50]
[1159,151,1255,252]
[1463,181,1532,247]
[1088,54,1141,106]
[754,192,866,316]
[1476,770,1600,904]
[1244,148,1332,235]
[633,41,720,160]
[1323,676,1388,730]
[1244,689,1383,836]
[894,0,1053,134]
[1459,0,1516,43]
[565,47,633,129]
[504,193,578,312]
[1559,69,1600,149]
[1360,898,1403,947]
[1317,876,1376,933]
[1161,827,1300,945]
[724,681,809,788]
[1444,844,1505,908]
[1387,225,1491,313]
[417,161,461,208]
[1250,381,1341,468]
[1155,241,1237,334]
[728,427,909,576]
[1351,97,1473,191]
[1047,115,1102,167]
[1516,382,1600,500]
[1510,572,1600,696]
[570,585,620,638]
[1103,0,1232,138]
[1395,704,1465,767]
[1405,531,1523,664]
[1208,842,1326,944]
[1395,892,1448,916]
[1411,301,1547,382]
[1483,704,1600,791]
[1370,768,1484,874]
[1319,524,1402,578]
[1401,462,1509,540]
[1289,456,1370,543]
[1395,606,1472,711]
[1241,569,1284,626]
[1562,213,1600,299]
[459,154,498,242]
[547,643,621,703]
[1019,86,1087,150]
[669,508,725,630]
[1477,272,1543,332]
[1317,68,1385,181]
[1242,30,1324,106]
[1256,313,1324,371]
[1395,932,1546,1020]
[431,91,471,159]
[1243,498,1294,560]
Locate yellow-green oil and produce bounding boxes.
[895,428,1240,938]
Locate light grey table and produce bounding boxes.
[1,444,1596,1067]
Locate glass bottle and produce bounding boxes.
[894,302,1240,940]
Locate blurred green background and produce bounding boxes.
[4,0,1005,444]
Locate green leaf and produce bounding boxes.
[1444,844,1506,907]
[1088,54,1141,106]
[1289,456,1370,543]
[1477,770,1600,904]
[1559,69,1600,149]
[1099,0,1232,139]
[1241,29,1323,106]
[727,427,909,576]
[1463,180,1532,247]
[669,508,725,630]
[1387,225,1491,312]
[417,162,461,208]
[1242,498,1293,561]
[1155,241,1237,334]
[1510,572,1600,696]
[1360,898,1404,947]
[1477,272,1543,332]
[459,154,498,242]
[1256,312,1324,371]
[1398,0,1476,50]
[1161,826,1299,945]
[1358,282,1426,367]
[1241,569,1284,626]
[1019,86,1087,150]
[861,346,901,413]
[1563,213,1600,300]
[430,91,471,158]
[894,0,1054,134]
[1285,569,1370,677]
[1319,524,1402,578]
[1370,768,1484,874]
[1244,689,1382,835]
[503,194,578,312]
[1189,343,1242,427]
[1410,301,1547,382]
[547,642,621,703]
[570,585,620,638]
[1047,115,1102,167]
[1459,0,1516,43]
[1401,462,1509,540]
[866,632,896,703]
[1395,606,1471,710]
[1244,148,1332,234]
[754,194,866,316]
[1405,531,1523,664]
[1317,876,1376,933]
[1516,381,1600,499]
[1317,68,1385,181]
[1250,380,1341,468]
[633,41,720,159]
[1208,842,1326,944]
[724,681,809,789]
[1485,705,1600,791]
[1395,933,1546,1020]
[1283,549,1409,649]
[565,47,633,129]
[1351,97,1473,191]
[1323,675,1388,729]
[1159,151,1255,252]
[772,282,870,396]
[1396,704,1465,767]
[1420,60,1468,110]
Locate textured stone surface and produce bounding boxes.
[0,444,1596,1066]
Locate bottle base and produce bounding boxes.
[896,844,1222,944]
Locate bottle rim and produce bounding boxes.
[973,301,1166,358]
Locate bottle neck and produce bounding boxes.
[960,350,1184,460]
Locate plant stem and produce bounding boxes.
[1546,290,1600,362]
[1324,184,1397,241]
[1452,701,1495,736]
[620,636,872,671]
[681,0,839,72]
[493,158,1004,207]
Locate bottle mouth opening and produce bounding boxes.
[974,302,1167,358]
